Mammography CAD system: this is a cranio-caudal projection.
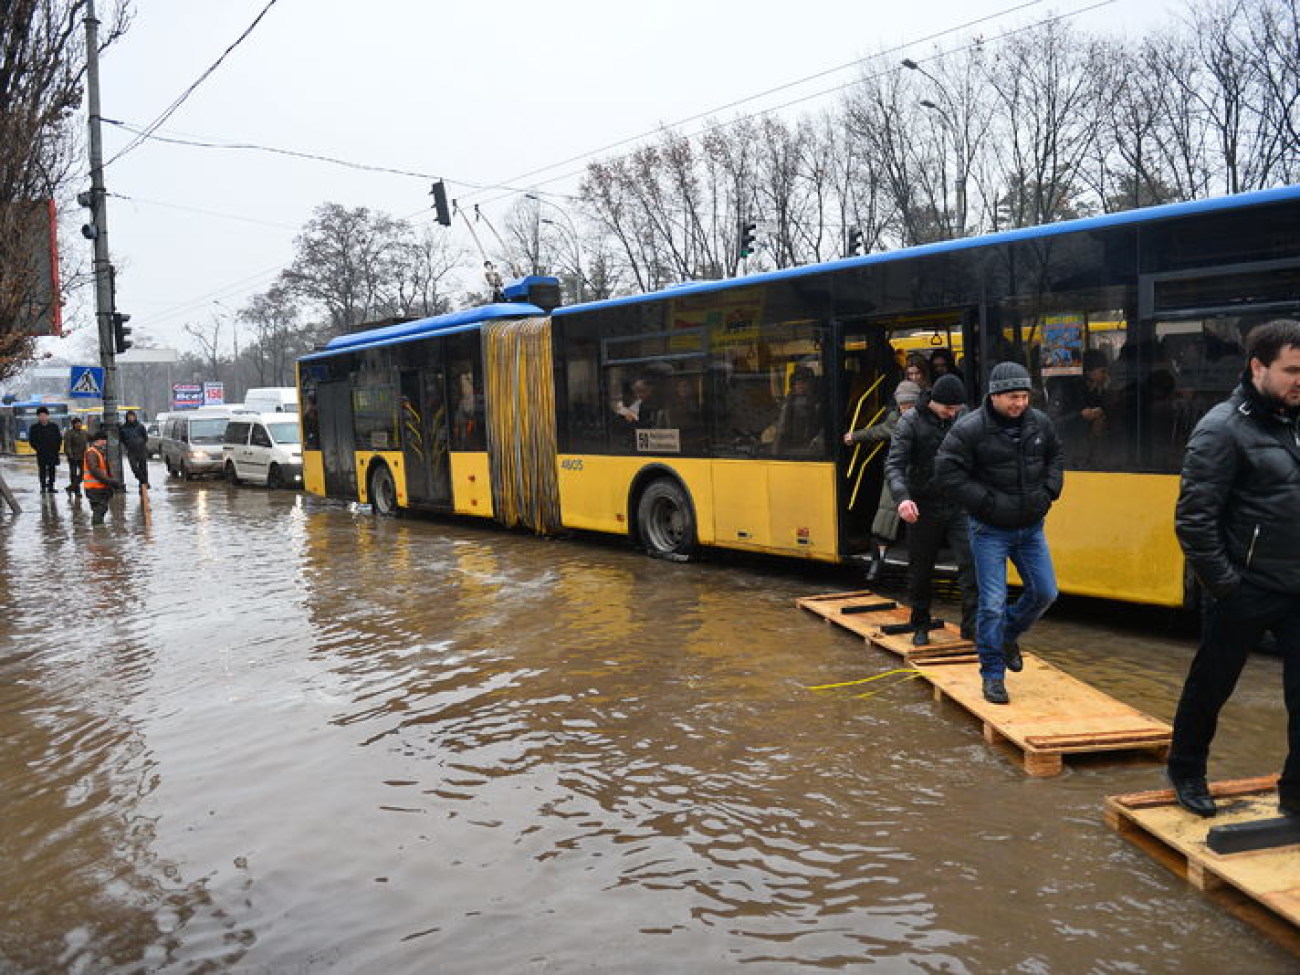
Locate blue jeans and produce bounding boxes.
[968,519,1058,678]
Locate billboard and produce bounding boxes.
[173,384,203,409]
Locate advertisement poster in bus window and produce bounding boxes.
[668,287,766,353]
[1041,314,1085,376]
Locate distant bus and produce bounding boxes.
[0,401,70,455]
[298,184,1300,608]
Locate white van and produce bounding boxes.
[242,387,298,414]
[161,407,239,479]
[222,413,303,488]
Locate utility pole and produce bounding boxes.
[83,0,121,437]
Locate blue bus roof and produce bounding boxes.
[301,303,546,360]
[552,183,1300,317]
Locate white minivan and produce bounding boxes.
[242,387,298,414]
[222,413,303,488]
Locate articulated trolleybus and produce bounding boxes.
[298,185,1300,609]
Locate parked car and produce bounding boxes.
[146,412,176,457]
[222,413,303,488]
[160,408,237,479]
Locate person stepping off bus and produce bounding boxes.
[885,374,977,646]
[935,362,1063,705]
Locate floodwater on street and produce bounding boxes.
[0,455,1295,973]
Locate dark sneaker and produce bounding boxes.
[911,627,931,647]
[1168,773,1216,818]
[982,677,1010,704]
[1003,640,1023,673]
[1280,793,1300,818]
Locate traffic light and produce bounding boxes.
[738,221,757,260]
[112,311,132,354]
[847,226,864,257]
[430,180,452,227]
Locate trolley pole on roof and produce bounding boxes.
[82,0,122,438]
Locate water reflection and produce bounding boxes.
[0,457,1294,972]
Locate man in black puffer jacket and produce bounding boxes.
[935,362,1063,704]
[1167,318,1300,820]
[886,374,977,645]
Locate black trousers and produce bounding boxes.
[906,501,978,637]
[67,457,84,495]
[37,456,58,491]
[1168,582,1300,802]
[86,487,112,524]
[126,450,149,487]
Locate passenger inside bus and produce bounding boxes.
[1048,349,1112,468]
[773,366,824,456]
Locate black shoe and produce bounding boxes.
[1280,794,1300,818]
[865,556,882,583]
[1003,640,1023,673]
[960,626,975,642]
[912,626,931,647]
[982,677,1010,704]
[1168,773,1216,818]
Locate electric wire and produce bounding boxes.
[105,0,281,167]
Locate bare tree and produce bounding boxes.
[0,1,129,384]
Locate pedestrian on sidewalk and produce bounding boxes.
[29,407,63,494]
[1167,318,1300,820]
[935,361,1063,705]
[119,410,150,489]
[886,374,977,645]
[83,428,123,525]
[63,416,88,498]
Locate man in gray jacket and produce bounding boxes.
[1168,318,1300,819]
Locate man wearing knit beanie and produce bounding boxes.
[933,361,1064,704]
[885,374,977,645]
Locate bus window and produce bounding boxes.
[448,332,485,451]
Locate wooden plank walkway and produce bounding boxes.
[1105,776,1300,955]
[796,590,976,663]
[798,589,1172,776]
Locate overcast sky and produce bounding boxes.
[54,0,1177,359]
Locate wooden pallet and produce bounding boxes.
[916,653,1172,776]
[796,589,976,662]
[1105,776,1300,955]
[800,589,1171,775]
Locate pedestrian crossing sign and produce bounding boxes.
[69,365,104,398]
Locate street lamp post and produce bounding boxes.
[526,193,587,303]
[902,59,968,238]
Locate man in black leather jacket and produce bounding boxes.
[1167,318,1300,819]
[935,361,1063,704]
[886,374,977,645]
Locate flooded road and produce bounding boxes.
[0,456,1295,973]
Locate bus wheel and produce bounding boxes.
[369,464,398,517]
[637,479,696,562]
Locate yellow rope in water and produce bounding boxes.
[853,671,924,700]
[807,667,917,691]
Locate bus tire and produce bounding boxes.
[636,478,696,562]
[369,464,398,517]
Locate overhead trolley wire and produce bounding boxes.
[105,0,282,168]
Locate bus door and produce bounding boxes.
[398,367,452,506]
[834,320,897,557]
[316,380,357,498]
